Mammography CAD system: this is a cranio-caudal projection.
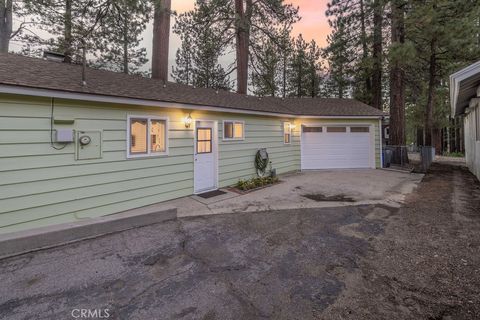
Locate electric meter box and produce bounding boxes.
[76,130,102,160]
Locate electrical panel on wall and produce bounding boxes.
[76,130,102,160]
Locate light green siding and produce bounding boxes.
[0,93,381,234]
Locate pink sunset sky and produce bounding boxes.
[171,0,331,47]
[160,0,331,78]
[10,1,331,78]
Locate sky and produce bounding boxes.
[11,1,331,77]
[150,0,331,76]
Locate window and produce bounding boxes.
[223,120,244,140]
[197,128,212,153]
[284,122,292,144]
[327,126,347,133]
[350,126,370,133]
[303,126,323,133]
[128,116,168,158]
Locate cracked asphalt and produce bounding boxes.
[1,162,480,319]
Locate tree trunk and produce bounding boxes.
[235,0,249,94]
[424,38,436,146]
[372,0,383,110]
[282,57,287,98]
[122,18,128,74]
[63,0,73,63]
[416,127,424,146]
[0,0,13,53]
[359,0,372,103]
[152,0,171,82]
[389,0,406,147]
[432,128,442,154]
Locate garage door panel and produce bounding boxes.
[301,127,373,169]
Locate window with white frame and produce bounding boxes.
[283,122,292,144]
[128,116,168,157]
[223,120,244,140]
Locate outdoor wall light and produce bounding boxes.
[184,113,193,128]
[290,123,297,130]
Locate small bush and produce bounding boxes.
[236,176,279,191]
[443,151,464,158]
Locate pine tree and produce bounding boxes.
[22,0,113,62]
[174,0,299,94]
[322,17,352,98]
[305,40,322,98]
[172,34,194,85]
[172,0,232,90]
[287,35,309,97]
[406,0,480,147]
[251,39,281,97]
[94,0,150,74]
[326,0,374,103]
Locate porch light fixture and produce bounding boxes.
[290,123,297,130]
[184,113,193,128]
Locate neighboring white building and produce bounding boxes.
[450,61,480,180]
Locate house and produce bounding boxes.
[0,53,384,234]
[450,61,480,180]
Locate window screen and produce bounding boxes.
[327,126,347,133]
[197,128,212,153]
[303,126,323,133]
[223,121,244,139]
[151,119,166,152]
[350,127,370,133]
[130,119,148,154]
[128,116,168,157]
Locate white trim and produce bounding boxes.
[193,119,219,194]
[0,84,383,119]
[379,119,383,168]
[450,60,480,116]
[222,120,245,141]
[126,115,169,159]
[300,122,376,170]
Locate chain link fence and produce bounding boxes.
[383,145,435,173]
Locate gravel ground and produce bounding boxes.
[0,162,479,320]
[323,162,480,319]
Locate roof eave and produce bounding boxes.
[450,61,480,116]
[0,84,383,119]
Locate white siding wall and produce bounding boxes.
[464,103,480,180]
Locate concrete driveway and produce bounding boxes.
[0,163,479,319]
[158,169,423,217]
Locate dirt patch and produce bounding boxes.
[322,163,480,320]
[303,193,355,202]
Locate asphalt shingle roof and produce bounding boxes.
[0,53,384,117]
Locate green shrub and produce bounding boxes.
[442,151,464,158]
[235,176,279,191]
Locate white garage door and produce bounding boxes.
[301,125,374,169]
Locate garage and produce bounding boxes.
[301,124,374,169]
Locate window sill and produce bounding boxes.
[126,152,169,159]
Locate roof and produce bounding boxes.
[0,53,384,118]
[450,61,480,116]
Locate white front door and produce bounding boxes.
[301,125,374,169]
[194,121,217,193]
